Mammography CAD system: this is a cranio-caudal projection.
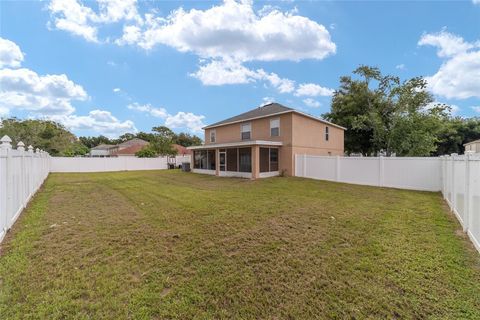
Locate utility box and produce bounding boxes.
[182,162,191,172]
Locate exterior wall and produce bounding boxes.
[204,113,293,145]
[291,113,344,154]
[289,113,344,177]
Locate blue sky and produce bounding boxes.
[0,0,479,138]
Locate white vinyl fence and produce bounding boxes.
[441,153,480,253]
[50,155,191,173]
[0,136,50,243]
[51,157,168,172]
[295,155,442,191]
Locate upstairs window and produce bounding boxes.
[210,129,216,143]
[270,118,280,137]
[241,123,251,140]
[325,126,329,141]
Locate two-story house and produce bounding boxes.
[188,103,345,179]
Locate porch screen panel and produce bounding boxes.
[227,148,238,171]
[270,148,279,171]
[194,151,201,169]
[200,150,207,169]
[260,148,269,172]
[207,150,216,170]
[239,148,252,172]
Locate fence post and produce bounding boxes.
[17,142,26,208]
[303,154,307,177]
[451,154,457,211]
[379,156,384,187]
[442,156,447,198]
[335,155,340,182]
[464,151,474,233]
[27,145,33,198]
[1,136,13,231]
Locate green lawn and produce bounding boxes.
[1,170,479,319]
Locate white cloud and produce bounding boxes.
[116,0,336,62]
[128,102,205,132]
[190,59,257,85]
[48,0,100,42]
[113,87,121,92]
[418,30,477,58]
[395,64,405,70]
[190,59,295,93]
[425,51,480,99]
[0,37,24,68]
[471,106,480,113]
[165,112,206,133]
[258,70,295,93]
[303,98,321,108]
[48,0,141,43]
[0,67,88,115]
[295,83,334,97]
[419,31,480,99]
[127,102,168,118]
[51,110,137,137]
[473,0,480,5]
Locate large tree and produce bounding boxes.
[324,66,448,156]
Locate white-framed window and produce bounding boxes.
[210,129,216,143]
[270,118,280,137]
[241,123,251,140]
[325,126,329,141]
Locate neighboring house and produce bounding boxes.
[464,139,480,153]
[172,144,193,156]
[89,138,149,157]
[187,103,345,179]
[89,144,118,157]
[112,144,146,157]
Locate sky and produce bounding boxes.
[0,0,479,138]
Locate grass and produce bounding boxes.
[1,170,480,319]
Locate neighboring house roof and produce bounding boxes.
[203,102,346,130]
[172,144,192,155]
[112,144,146,156]
[464,139,480,146]
[118,138,149,149]
[91,144,117,150]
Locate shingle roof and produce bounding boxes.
[205,103,293,128]
[118,138,149,149]
[172,144,192,155]
[91,144,117,150]
[203,102,345,130]
[112,144,146,156]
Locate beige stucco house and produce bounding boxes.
[188,103,345,179]
[464,139,480,153]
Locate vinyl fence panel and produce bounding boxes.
[0,137,50,243]
[295,155,442,191]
